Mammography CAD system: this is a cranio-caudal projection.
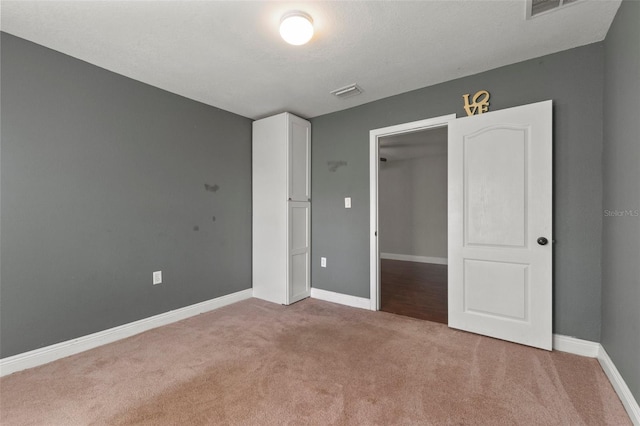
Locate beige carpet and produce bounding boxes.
[0,298,631,425]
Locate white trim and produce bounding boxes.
[369,122,379,311]
[552,334,639,424]
[552,334,600,357]
[0,289,253,377]
[310,288,370,310]
[380,253,448,265]
[370,114,456,311]
[598,346,640,425]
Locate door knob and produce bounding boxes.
[537,237,549,246]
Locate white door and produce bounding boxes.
[288,201,311,304]
[448,100,553,350]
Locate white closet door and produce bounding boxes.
[288,201,310,304]
[288,115,311,202]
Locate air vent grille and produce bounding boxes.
[527,0,581,18]
[330,84,363,99]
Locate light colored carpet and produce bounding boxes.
[0,298,631,425]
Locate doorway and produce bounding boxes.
[370,103,552,349]
[369,114,456,316]
[378,127,448,323]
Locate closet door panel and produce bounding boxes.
[289,116,311,202]
[289,201,310,304]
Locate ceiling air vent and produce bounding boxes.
[527,0,581,19]
[330,84,363,99]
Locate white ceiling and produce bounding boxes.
[0,0,621,120]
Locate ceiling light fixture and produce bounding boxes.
[279,11,314,46]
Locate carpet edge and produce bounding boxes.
[598,345,640,425]
[552,334,639,424]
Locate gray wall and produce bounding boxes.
[311,42,605,341]
[602,0,640,401]
[379,149,448,259]
[0,33,252,358]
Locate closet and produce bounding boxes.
[252,112,311,305]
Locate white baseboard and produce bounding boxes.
[552,334,601,357]
[553,334,639,425]
[598,346,640,425]
[310,288,370,310]
[380,253,448,265]
[0,288,253,377]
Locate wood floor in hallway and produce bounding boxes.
[380,259,448,323]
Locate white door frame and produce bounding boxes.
[369,114,456,311]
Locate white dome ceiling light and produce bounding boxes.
[279,11,314,46]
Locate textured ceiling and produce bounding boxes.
[0,0,621,120]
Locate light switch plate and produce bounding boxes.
[153,271,162,285]
[321,257,327,268]
[345,197,351,208]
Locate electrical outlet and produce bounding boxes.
[321,257,327,268]
[345,197,351,208]
[153,271,162,285]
